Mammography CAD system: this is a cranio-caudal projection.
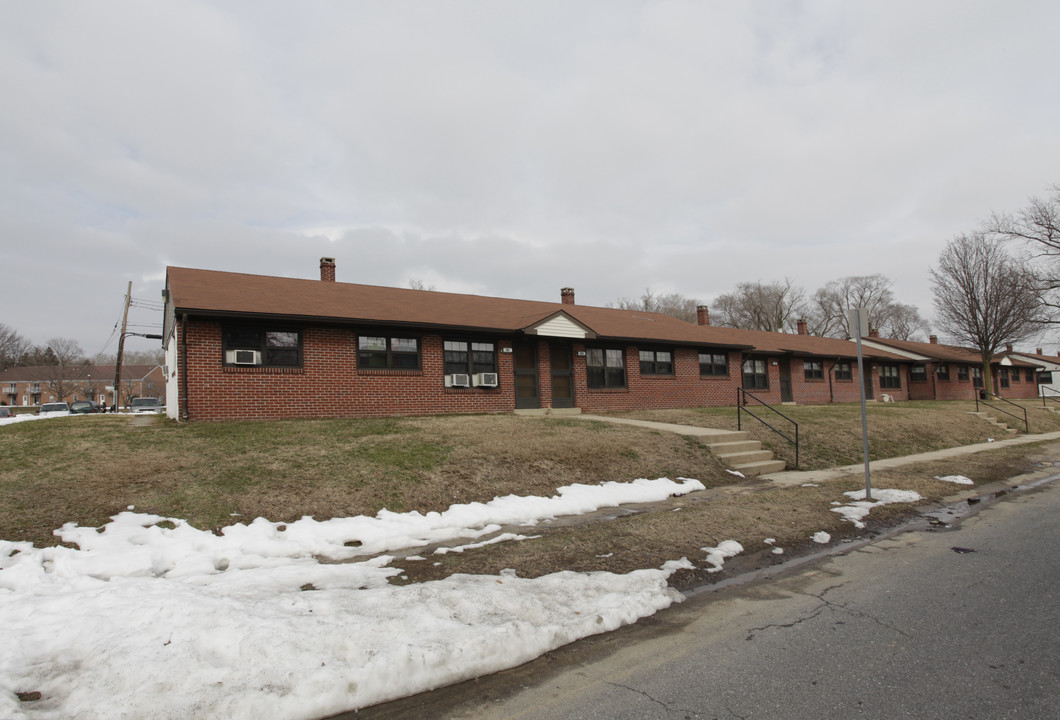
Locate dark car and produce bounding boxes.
[69,400,101,414]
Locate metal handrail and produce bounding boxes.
[975,391,1029,433]
[1040,387,1060,409]
[736,387,799,468]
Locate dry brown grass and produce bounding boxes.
[3,406,1057,591]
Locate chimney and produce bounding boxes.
[868,329,880,339]
[561,287,575,305]
[796,318,808,335]
[697,305,710,326]
[929,335,938,344]
[1037,348,1043,355]
[320,257,336,282]
[1005,344,1013,352]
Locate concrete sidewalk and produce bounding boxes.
[578,413,1060,487]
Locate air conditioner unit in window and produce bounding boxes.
[446,373,471,388]
[473,372,499,387]
[230,349,262,365]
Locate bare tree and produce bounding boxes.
[611,288,700,324]
[930,233,1046,393]
[41,337,87,403]
[0,323,31,370]
[985,184,1060,319]
[408,278,437,291]
[808,274,929,340]
[712,279,808,333]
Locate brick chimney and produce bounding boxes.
[796,318,808,335]
[1005,344,1013,352]
[1037,348,1043,355]
[561,287,575,305]
[929,335,938,344]
[868,329,880,339]
[320,257,336,282]
[697,305,710,326]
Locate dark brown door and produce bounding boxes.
[779,360,793,403]
[513,341,539,409]
[550,343,575,409]
[863,367,874,400]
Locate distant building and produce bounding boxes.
[0,364,165,408]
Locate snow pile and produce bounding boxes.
[701,540,744,572]
[812,531,831,544]
[831,488,923,528]
[0,478,703,720]
[935,475,975,485]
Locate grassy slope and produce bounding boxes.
[3,401,1058,589]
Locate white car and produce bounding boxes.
[39,402,71,415]
[130,397,164,413]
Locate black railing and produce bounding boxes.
[1040,387,1060,410]
[975,391,1029,433]
[737,387,799,468]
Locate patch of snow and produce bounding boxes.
[831,489,923,529]
[700,540,744,573]
[934,475,974,485]
[725,469,745,478]
[812,532,831,544]
[0,478,704,720]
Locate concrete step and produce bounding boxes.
[705,439,761,454]
[731,459,788,477]
[716,449,775,465]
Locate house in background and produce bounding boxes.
[0,364,165,408]
[1001,346,1060,397]
[858,335,1042,401]
[162,258,913,422]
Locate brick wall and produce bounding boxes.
[180,322,517,422]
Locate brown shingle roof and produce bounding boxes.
[164,266,910,360]
[866,338,1040,367]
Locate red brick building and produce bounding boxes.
[163,259,921,422]
[860,336,1042,401]
[0,364,165,408]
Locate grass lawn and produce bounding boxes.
[3,401,1058,589]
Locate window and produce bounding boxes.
[880,364,901,389]
[958,365,969,382]
[358,335,419,370]
[587,347,626,388]
[803,360,823,380]
[742,358,768,389]
[936,364,950,381]
[971,366,983,388]
[639,349,674,375]
[1038,371,1053,385]
[699,352,729,377]
[1026,369,1036,383]
[1011,368,1021,383]
[444,340,496,375]
[910,364,927,382]
[999,367,1010,388]
[835,361,853,381]
[224,326,301,367]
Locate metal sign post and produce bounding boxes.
[848,308,873,502]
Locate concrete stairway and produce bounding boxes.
[967,411,1019,435]
[575,415,787,477]
[702,432,787,477]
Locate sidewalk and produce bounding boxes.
[579,413,1060,487]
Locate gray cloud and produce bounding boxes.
[2,0,1058,354]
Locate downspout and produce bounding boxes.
[180,314,189,421]
[829,358,839,403]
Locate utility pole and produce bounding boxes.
[112,281,132,411]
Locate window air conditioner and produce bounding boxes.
[446,373,471,388]
[473,372,499,387]
[231,349,262,365]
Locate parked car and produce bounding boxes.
[0,407,13,419]
[130,397,164,413]
[69,400,101,414]
[38,402,71,415]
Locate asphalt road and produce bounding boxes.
[355,476,1060,720]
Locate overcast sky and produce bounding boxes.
[3,0,1058,358]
